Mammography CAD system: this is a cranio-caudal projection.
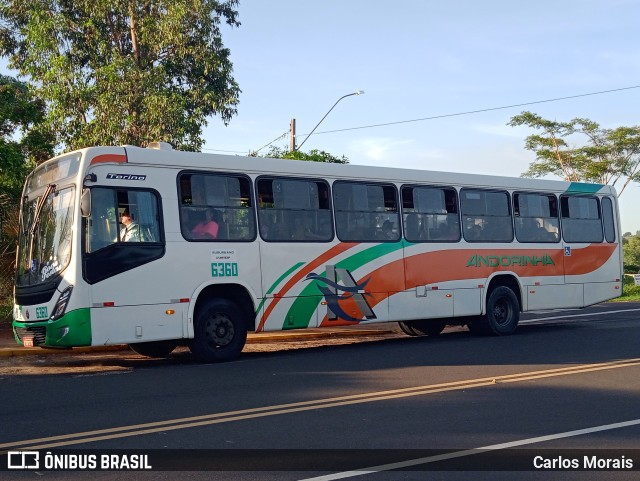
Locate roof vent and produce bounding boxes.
[147,141,173,150]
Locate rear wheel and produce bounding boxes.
[129,340,178,358]
[189,298,247,362]
[398,321,420,336]
[398,320,446,336]
[469,286,520,335]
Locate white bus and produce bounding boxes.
[12,143,623,361]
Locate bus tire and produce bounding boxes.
[400,319,447,336]
[410,320,447,336]
[484,286,520,335]
[189,298,247,362]
[398,321,420,336]
[129,340,178,358]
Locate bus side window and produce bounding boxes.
[334,181,399,242]
[179,172,256,242]
[514,192,559,243]
[560,195,603,243]
[257,177,333,242]
[460,189,512,243]
[401,185,460,242]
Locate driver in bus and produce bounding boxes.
[120,209,146,242]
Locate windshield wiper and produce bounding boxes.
[27,183,56,274]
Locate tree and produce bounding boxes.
[0,0,241,151]
[253,146,349,164]
[0,75,53,323]
[0,75,53,197]
[623,235,640,273]
[508,111,640,195]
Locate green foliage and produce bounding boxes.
[615,276,640,301]
[0,0,241,151]
[0,75,53,321]
[254,146,349,164]
[508,111,640,195]
[0,74,53,198]
[623,235,640,273]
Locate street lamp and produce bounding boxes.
[294,90,364,151]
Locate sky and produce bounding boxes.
[2,0,640,232]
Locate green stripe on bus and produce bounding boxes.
[565,182,604,195]
[255,261,306,315]
[282,241,406,329]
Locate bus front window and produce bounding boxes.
[16,186,75,288]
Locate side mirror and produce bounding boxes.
[81,188,91,218]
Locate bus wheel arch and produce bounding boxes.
[468,275,522,336]
[189,284,255,362]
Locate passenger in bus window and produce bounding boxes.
[192,208,220,239]
[381,220,393,239]
[120,209,145,242]
[404,214,421,240]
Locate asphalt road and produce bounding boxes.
[1,302,640,481]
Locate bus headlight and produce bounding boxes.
[50,286,73,321]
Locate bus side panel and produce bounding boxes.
[388,289,453,321]
[91,303,186,345]
[453,287,482,317]
[526,283,583,311]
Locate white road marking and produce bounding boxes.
[299,419,640,480]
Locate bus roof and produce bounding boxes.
[81,145,616,196]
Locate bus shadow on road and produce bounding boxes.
[1,316,637,376]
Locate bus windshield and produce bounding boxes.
[16,186,75,288]
[15,153,81,289]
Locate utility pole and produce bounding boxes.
[289,118,296,152]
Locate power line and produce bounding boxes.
[299,85,640,137]
[201,147,248,154]
[206,84,640,154]
[252,130,289,154]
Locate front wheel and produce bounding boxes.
[189,299,247,362]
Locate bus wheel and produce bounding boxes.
[189,299,247,362]
[398,320,446,336]
[484,286,520,335]
[129,340,178,358]
[411,320,446,336]
[398,321,419,336]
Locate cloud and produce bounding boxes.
[347,137,446,166]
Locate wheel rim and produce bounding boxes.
[204,312,235,347]
[493,299,512,326]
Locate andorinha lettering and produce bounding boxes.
[466,254,555,268]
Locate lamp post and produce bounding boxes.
[293,90,364,151]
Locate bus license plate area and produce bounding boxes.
[23,336,34,348]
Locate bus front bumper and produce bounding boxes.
[12,308,92,348]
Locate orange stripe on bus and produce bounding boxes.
[319,243,617,325]
[90,154,127,165]
[257,242,358,332]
